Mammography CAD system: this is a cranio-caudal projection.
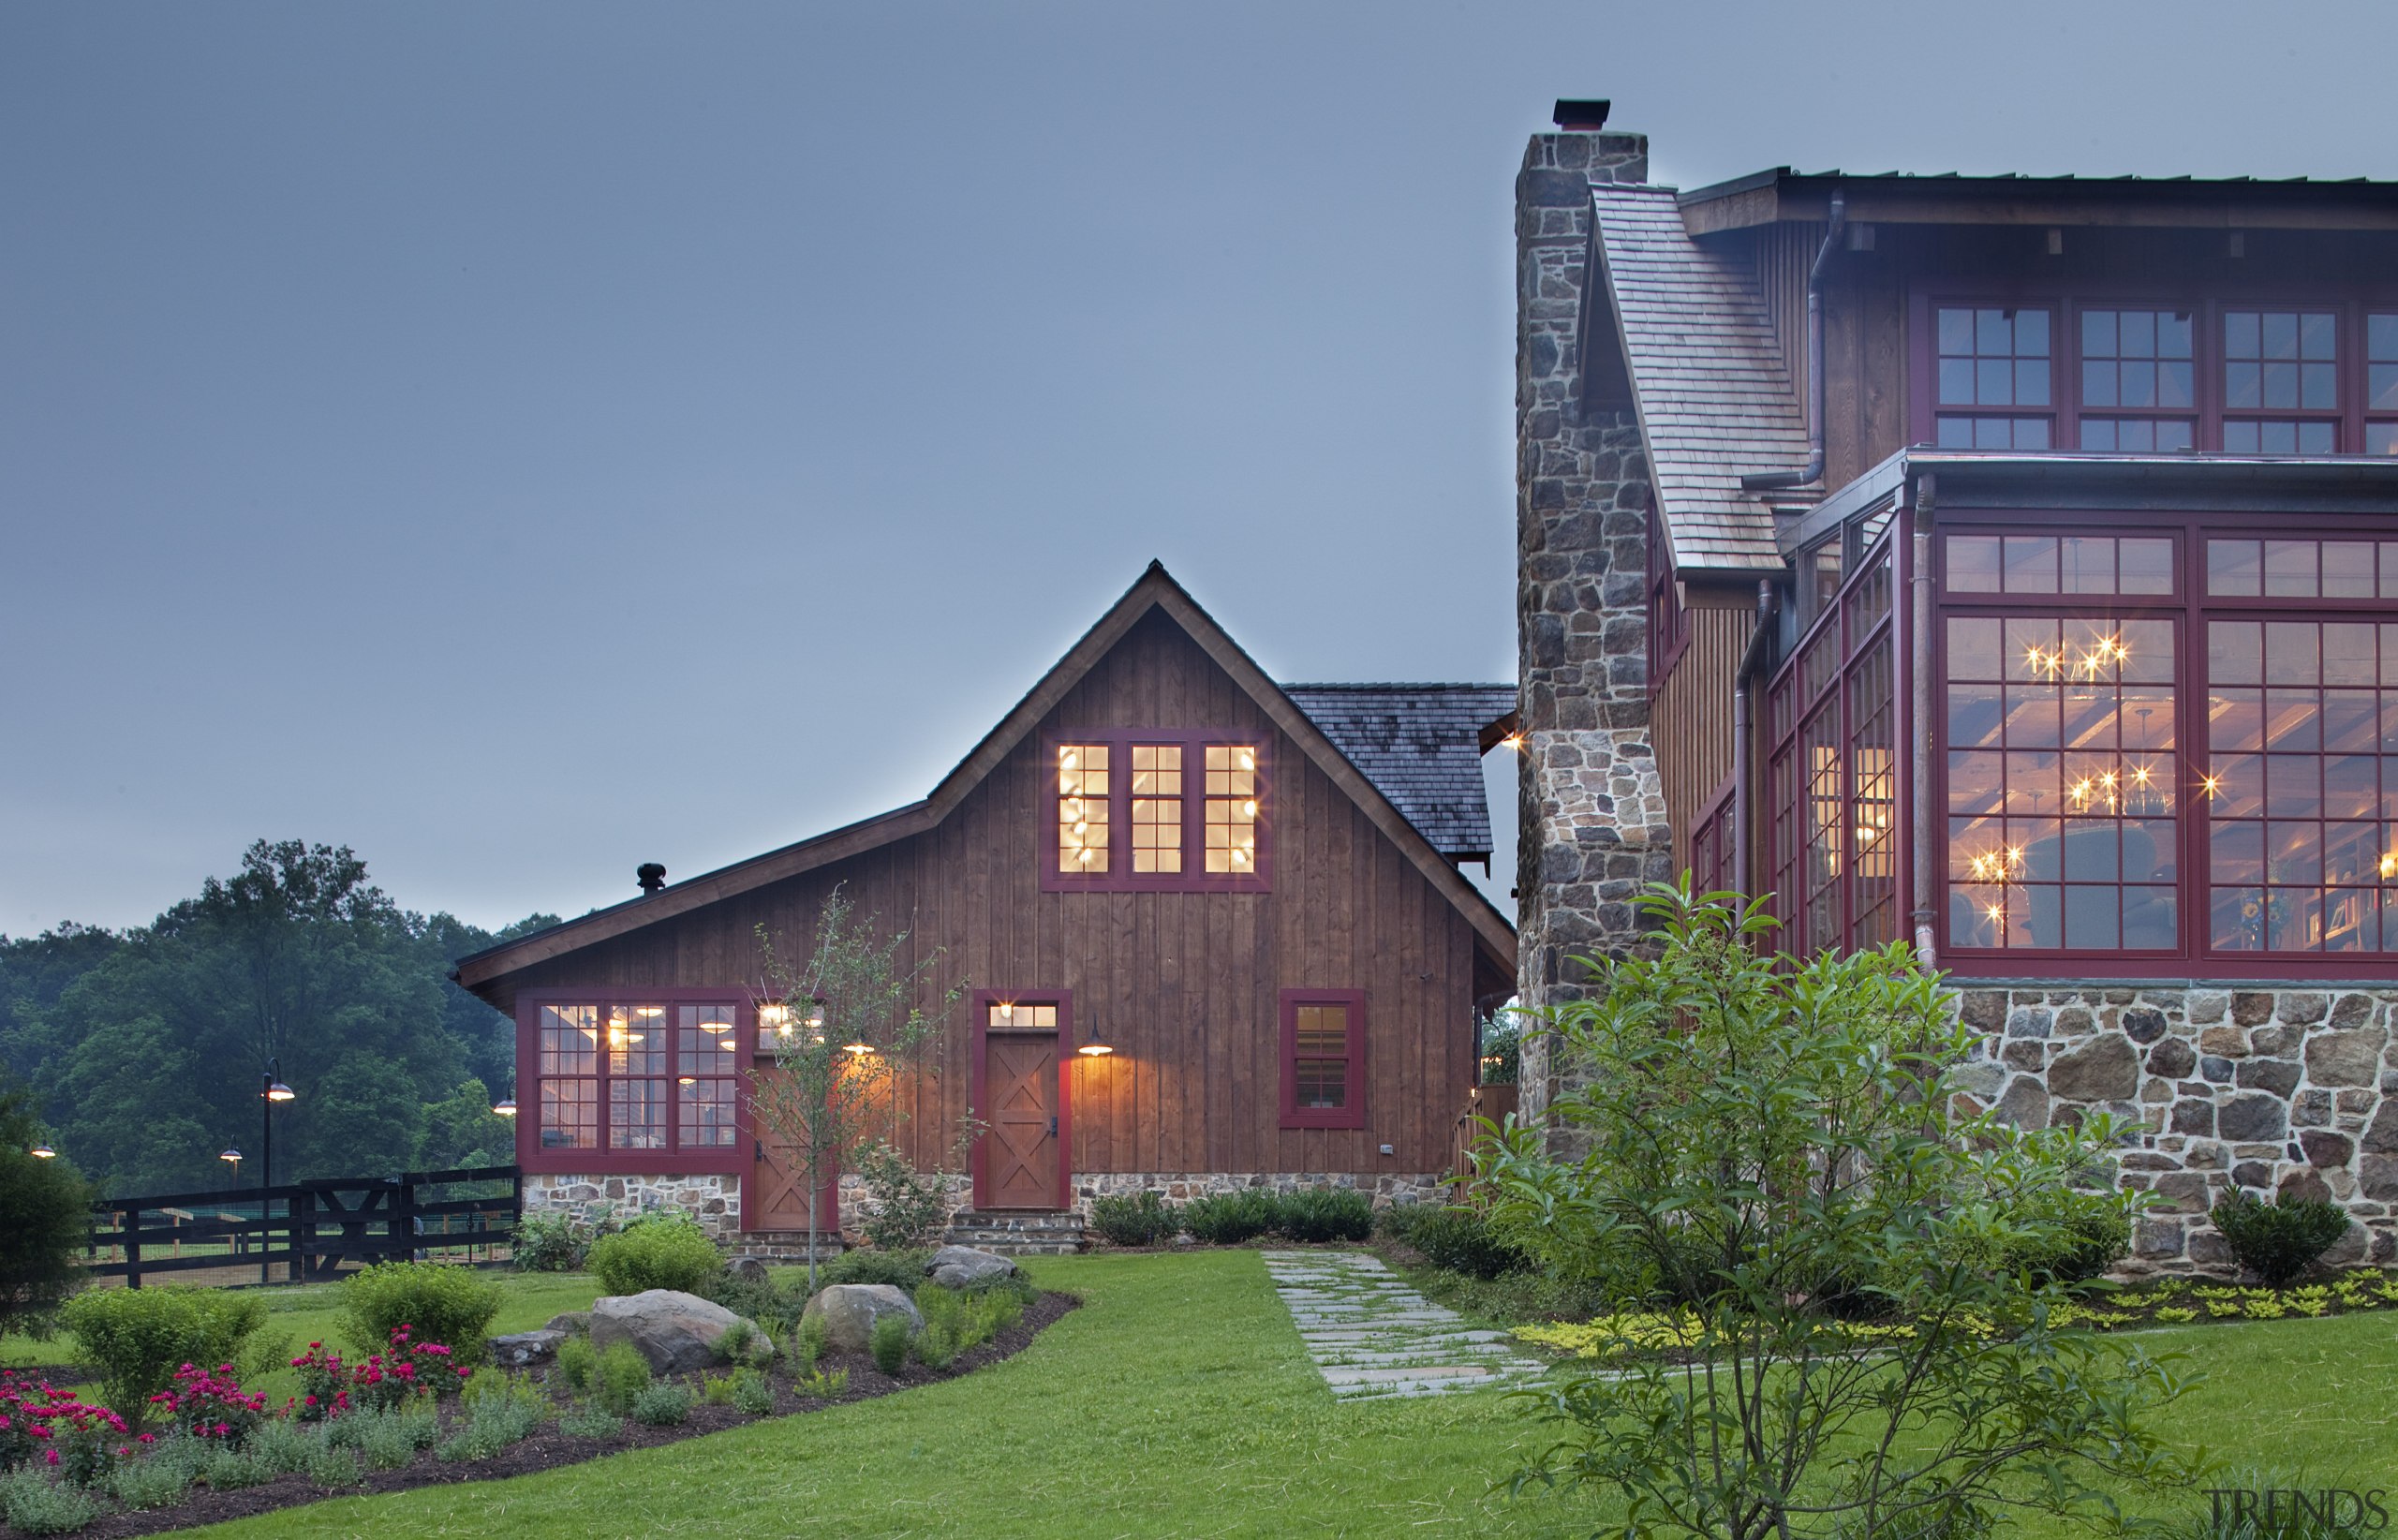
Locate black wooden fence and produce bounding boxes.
[87,1165,522,1288]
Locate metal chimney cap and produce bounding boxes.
[1552,98,1611,131]
[636,862,667,894]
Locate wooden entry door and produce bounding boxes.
[973,995,1070,1210]
[745,1064,839,1235]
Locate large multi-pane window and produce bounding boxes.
[530,998,744,1160]
[1934,523,2398,972]
[1044,733,1269,891]
[1918,298,2396,454]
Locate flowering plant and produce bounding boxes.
[0,1374,130,1487]
[289,1325,468,1420]
[148,1362,268,1447]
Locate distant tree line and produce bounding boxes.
[0,839,558,1196]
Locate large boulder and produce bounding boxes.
[488,1329,565,1368]
[588,1290,769,1375]
[800,1284,922,1355]
[924,1246,1019,1290]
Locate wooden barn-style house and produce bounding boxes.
[1514,99,2398,1272]
[457,564,1516,1251]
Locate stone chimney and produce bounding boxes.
[1514,105,1674,1123]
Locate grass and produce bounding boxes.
[10,1253,2398,1536]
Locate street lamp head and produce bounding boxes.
[28,1143,55,1159]
[493,1098,518,1118]
[219,1147,243,1164]
[264,1080,295,1103]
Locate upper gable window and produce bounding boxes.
[2079,308,2198,452]
[1044,733,1270,893]
[1934,306,2053,450]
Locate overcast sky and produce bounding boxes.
[5,0,2388,936]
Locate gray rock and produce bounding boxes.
[1994,1075,2050,1130]
[2217,1094,2289,1143]
[729,1256,772,1286]
[2331,993,2376,1030]
[2235,1058,2302,1098]
[798,1284,923,1355]
[2361,1155,2398,1202]
[2301,1130,2356,1168]
[2123,1009,2169,1044]
[2146,1039,2197,1079]
[2048,1034,2139,1102]
[924,1246,1019,1290]
[2232,993,2278,1027]
[488,1330,564,1368]
[589,1290,769,1376]
[2363,1101,2398,1155]
[1958,991,2006,1031]
[543,1311,590,1336]
[2169,1098,2215,1136]
[2305,1029,2387,1088]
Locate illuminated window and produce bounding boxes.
[1206,746,1259,873]
[987,1000,1058,1030]
[1129,745,1183,873]
[606,1005,670,1150]
[1058,745,1110,874]
[526,998,745,1161]
[675,1004,740,1148]
[1280,990,1364,1129]
[538,1005,599,1150]
[2224,309,2338,453]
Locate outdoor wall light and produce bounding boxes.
[1076,1024,1114,1057]
[28,1143,55,1159]
[841,1041,876,1057]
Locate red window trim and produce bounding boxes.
[1039,730,1273,894]
[1908,288,2398,457]
[969,990,1073,1210]
[1931,511,2398,980]
[1279,988,1367,1130]
[515,987,750,1176]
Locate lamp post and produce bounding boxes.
[259,1060,295,1285]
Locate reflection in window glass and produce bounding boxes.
[2081,309,2196,408]
[2081,417,2195,452]
[1204,747,1259,873]
[1292,1004,1349,1109]
[1058,745,1110,874]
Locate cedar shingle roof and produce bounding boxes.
[1590,185,1806,572]
[1281,684,1516,862]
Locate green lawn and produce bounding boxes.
[11,1252,2398,1537]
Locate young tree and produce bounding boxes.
[1479,884,2198,1540]
[0,1072,91,1338]
[748,889,964,1288]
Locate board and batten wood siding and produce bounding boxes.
[1741,220,1909,494]
[500,609,1502,1183]
[1650,586,1751,874]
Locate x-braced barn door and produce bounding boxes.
[972,995,1069,1210]
[745,1062,840,1236]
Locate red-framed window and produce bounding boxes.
[1280,989,1365,1130]
[1648,506,1691,696]
[518,991,748,1173]
[1044,731,1270,893]
[1933,518,2398,974]
[1911,291,2398,455]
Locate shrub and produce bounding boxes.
[1089,1191,1177,1247]
[587,1214,726,1297]
[555,1334,598,1394]
[556,1402,625,1441]
[1269,1190,1373,1244]
[794,1367,847,1399]
[2213,1192,2352,1288]
[701,1273,798,1338]
[1183,1191,1275,1245]
[108,1453,194,1511]
[731,1368,774,1415]
[629,1382,692,1428]
[438,1386,543,1462]
[869,1312,911,1375]
[510,1208,615,1274]
[812,1248,930,1294]
[1999,1188,2132,1289]
[1395,1207,1531,1280]
[1,1471,101,1535]
[791,1315,829,1376]
[305,1444,362,1488]
[355,1408,434,1471]
[0,1077,92,1340]
[853,1140,951,1251]
[339,1262,503,1366]
[245,1418,317,1476]
[200,1444,269,1490]
[148,1361,269,1447]
[595,1340,653,1416]
[61,1287,265,1427]
[715,1318,764,1365]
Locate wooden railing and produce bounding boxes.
[86,1165,521,1289]
[1449,1083,1518,1192]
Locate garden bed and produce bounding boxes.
[0,1291,1074,1539]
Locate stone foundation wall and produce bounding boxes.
[523,1173,742,1242]
[1951,984,2398,1274]
[825,1169,1449,1234]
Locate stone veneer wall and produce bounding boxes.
[523,1173,742,1243]
[1515,125,1678,1124]
[1952,983,2398,1274]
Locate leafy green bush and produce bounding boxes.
[509,1212,591,1273]
[339,1261,504,1365]
[1183,1191,1275,1245]
[438,1381,544,1461]
[107,1453,194,1512]
[791,1315,829,1376]
[0,1076,92,1340]
[61,1286,265,1426]
[556,1402,625,1441]
[629,1381,692,1428]
[812,1248,930,1293]
[555,1334,597,1394]
[731,1367,774,1415]
[586,1213,725,1297]
[595,1340,653,1416]
[1391,1207,1531,1280]
[869,1312,911,1375]
[853,1140,951,1251]
[1088,1191,1177,1247]
[200,1444,269,1491]
[2213,1192,2352,1288]
[1,1470,101,1535]
[305,1444,362,1488]
[1998,1188,2132,1289]
[1269,1190,1373,1244]
[247,1419,318,1476]
[794,1366,848,1399]
[700,1272,798,1337]
[355,1407,435,1471]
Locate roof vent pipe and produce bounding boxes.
[636,863,666,895]
[1741,189,1847,493]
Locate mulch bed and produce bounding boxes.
[7,1292,1077,1539]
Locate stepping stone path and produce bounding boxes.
[1263,1250,1547,1399]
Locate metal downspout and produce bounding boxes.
[1741,190,1848,494]
[1731,581,1779,899]
[1910,472,1938,969]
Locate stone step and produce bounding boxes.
[944,1211,1087,1255]
[733,1231,851,1262]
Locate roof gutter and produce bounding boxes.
[1741,189,1847,494]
